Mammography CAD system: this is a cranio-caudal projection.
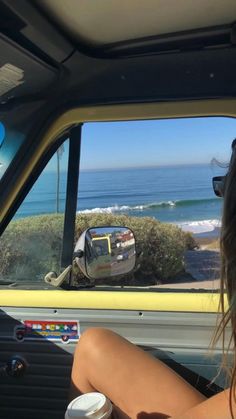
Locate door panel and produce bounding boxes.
[0,306,226,419]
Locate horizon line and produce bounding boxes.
[45,161,221,173]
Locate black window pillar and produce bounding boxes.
[61,124,82,269]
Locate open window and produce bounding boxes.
[72,116,235,290]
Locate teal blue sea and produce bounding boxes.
[16,164,226,234]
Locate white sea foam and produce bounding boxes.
[77,201,176,214]
[176,219,221,234]
[77,198,218,215]
[78,204,144,214]
[78,206,118,214]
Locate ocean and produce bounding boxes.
[16,164,226,235]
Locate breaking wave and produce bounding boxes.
[78,198,218,214]
[77,198,222,234]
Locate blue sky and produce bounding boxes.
[44,117,236,171]
[80,117,236,170]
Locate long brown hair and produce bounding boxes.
[213,139,236,418]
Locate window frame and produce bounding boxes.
[0,99,235,311]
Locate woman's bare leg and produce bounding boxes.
[71,328,206,419]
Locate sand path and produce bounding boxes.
[157,248,221,290]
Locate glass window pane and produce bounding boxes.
[0,141,69,285]
[74,117,236,290]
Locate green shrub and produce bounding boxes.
[0,213,197,285]
[0,214,64,281]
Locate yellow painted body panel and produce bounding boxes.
[0,289,223,312]
[92,236,112,254]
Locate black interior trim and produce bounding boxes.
[0,1,56,68]
[62,286,220,294]
[93,24,235,58]
[68,24,235,59]
[0,0,72,66]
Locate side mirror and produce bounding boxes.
[212,176,225,197]
[74,226,136,280]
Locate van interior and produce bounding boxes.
[1,1,236,418]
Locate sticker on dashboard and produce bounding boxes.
[14,320,80,343]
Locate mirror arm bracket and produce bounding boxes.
[44,265,72,287]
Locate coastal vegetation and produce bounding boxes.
[0,213,197,285]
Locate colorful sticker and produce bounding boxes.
[14,320,80,343]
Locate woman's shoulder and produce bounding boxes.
[172,389,233,419]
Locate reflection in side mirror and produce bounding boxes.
[74,226,136,280]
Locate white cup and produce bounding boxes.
[65,392,113,419]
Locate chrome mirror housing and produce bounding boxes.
[74,226,136,280]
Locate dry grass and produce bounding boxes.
[195,236,220,251]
